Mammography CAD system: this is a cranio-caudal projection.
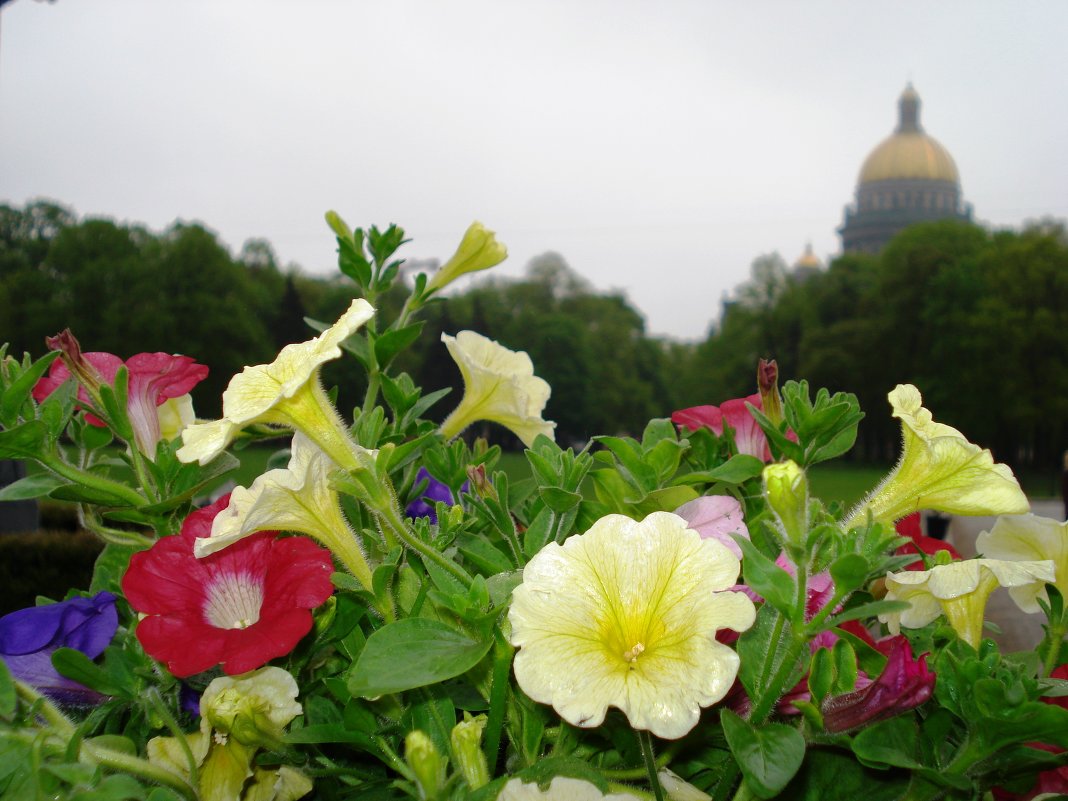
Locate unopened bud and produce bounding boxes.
[757,359,784,426]
[450,714,490,790]
[763,460,808,548]
[465,463,497,500]
[45,329,106,401]
[324,210,354,243]
[425,222,507,293]
[405,730,447,800]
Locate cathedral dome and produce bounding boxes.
[857,84,960,185]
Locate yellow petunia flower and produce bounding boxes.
[177,299,375,470]
[509,512,756,740]
[195,432,373,591]
[976,514,1068,613]
[438,331,556,448]
[844,384,1029,529]
[880,558,1055,649]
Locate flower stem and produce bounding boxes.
[483,628,513,775]
[80,740,196,801]
[1042,615,1067,678]
[638,730,665,801]
[15,680,75,735]
[37,452,146,507]
[145,687,199,787]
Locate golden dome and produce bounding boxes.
[794,243,821,270]
[857,84,960,185]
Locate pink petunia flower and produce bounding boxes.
[672,393,772,461]
[674,495,750,558]
[820,635,935,732]
[121,496,335,677]
[34,338,208,456]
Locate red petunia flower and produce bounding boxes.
[894,512,961,570]
[33,341,208,455]
[121,496,335,677]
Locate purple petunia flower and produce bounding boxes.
[405,467,466,524]
[0,592,118,705]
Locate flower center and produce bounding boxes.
[204,572,264,630]
[623,642,645,663]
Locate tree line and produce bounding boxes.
[2,200,1066,470]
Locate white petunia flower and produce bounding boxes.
[880,558,1055,648]
[178,299,375,470]
[438,331,555,447]
[976,514,1068,613]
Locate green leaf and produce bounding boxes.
[721,708,806,798]
[348,618,494,697]
[808,647,835,704]
[374,322,424,368]
[0,473,65,501]
[538,486,583,514]
[91,544,146,596]
[738,605,806,707]
[0,420,48,458]
[459,536,514,575]
[677,454,765,486]
[0,655,16,718]
[0,350,59,426]
[829,553,871,594]
[49,482,134,507]
[736,536,796,616]
[51,647,125,697]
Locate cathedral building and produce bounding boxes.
[838,84,973,253]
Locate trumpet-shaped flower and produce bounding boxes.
[0,592,117,705]
[425,222,508,294]
[672,393,771,461]
[194,432,373,590]
[177,299,374,470]
[509,512,756,739]
[976,514,1068,613]
[845,385,1029,530]
[879,558,1055,649]
[496,776,642,801]
[673,495,749,558]
[438,331,555,448]
[33,343,209,456]
[821,636,935,732]
[122,496,335,677]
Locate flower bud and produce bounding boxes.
[757,358,784,426]
[324,210,354,243]
[425,222,507,293]
[763,460,808,548]
[45,329,106,405]
[405,730,447,800]
[200,667,302,750]
[449,714,490,790]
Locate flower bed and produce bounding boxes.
[1,218,1067,801]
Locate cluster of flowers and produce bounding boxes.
[3,219,1068,801]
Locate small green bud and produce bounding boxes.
[763,460,808,548]
[405,730,447,800]
[325,210,354,243]
[425,222,507,294]
[449,714,489,790]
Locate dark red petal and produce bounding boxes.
[262,537,335,609]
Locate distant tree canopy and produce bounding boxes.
[688,218,1068,470]
[3,200,1066,466]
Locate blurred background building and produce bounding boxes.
[839,84,973,253]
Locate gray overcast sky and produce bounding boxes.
[2,1,1066,340]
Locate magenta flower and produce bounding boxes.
[672,393,772,461]
[820,636,935,732]
[122,496,335,677]
[34,340,209,456]
[0,592,118,705]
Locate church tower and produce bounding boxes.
[839,84,973,253]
